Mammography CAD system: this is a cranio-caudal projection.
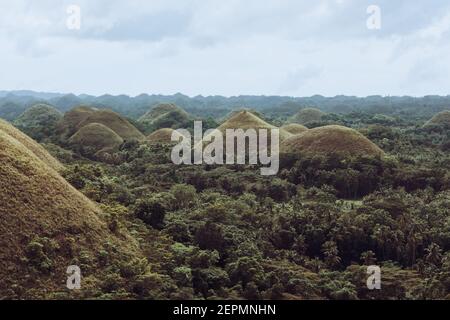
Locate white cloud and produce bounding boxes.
[0,0,449,96]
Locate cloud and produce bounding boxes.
[0,0,450,96]
[279,66,323,94]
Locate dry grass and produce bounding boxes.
[146,128,185,144]
[424,110,450,127]
[0,128,142,297]
[212,110,292,141]
[281,125,385,158]
[78,109,144,140]
[281,123,309,135]
[139,103,186,122]
[69,123,124,152]
[0,119,64,172]
[57,106,96,138]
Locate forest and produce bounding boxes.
[0,91,448,300]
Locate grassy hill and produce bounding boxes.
[77,109,144,141]
[424,110,450,127]
[281,125,384,158]
[14,104,62,140]
[0,119,63,172]
[291,108,325,125]
[213,110,292,142]
[0,127,142,298]
[57,106,97,138]
[146,128,186,144]
[281,123,309,135]
[139,103,191,132]
[69,123,124,153]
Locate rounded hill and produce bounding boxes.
[213,110,292,142]
[57,106,96,138]
[0,128,141,296]
[14,104,62,129]
[281,123,309,135]
[77,109,144,141]
[424,110,450,127]
[69,123,124,153]
[139,103,190,131]
[291,108,325,125]
[0,119,63,172]
[146,128,186,144]
[281,125,384,158]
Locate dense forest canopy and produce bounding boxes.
[0,90,449,300]
[1,91,450,121]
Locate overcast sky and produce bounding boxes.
[0,0,449,97]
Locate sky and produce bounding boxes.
[0,0,450,97]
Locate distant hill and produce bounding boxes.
[281,123,309,135]
[139,103,191,132]
[216,110,291,140]
[78,109,144,141]
[281,125,384,158]
[291,108,326,125]
[146,128,186,144]
[14,104,62,140]
[69,123,124,158]
[59,107,144,141]
[424,110,450,127]
[2,91,450,121]
[57,106,97,139]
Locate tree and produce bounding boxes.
[322,241,341,269]
[134,197,167,229]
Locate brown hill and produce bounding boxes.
[57,106,96,138]
[146,128,186,144]
[291,108,325,125]
[0,119,63,172]
[69,123,124,153]
[78,109,144,141]
[424,110,450,127]
[281,125,384,158]
[281,123,309,135]
[213,110,292,142]
[0,128,141,297]
[138,103,190,131]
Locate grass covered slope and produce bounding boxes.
[281,123,309,135]
[78,109,144,141]
[0,129,142,298]
[0,119,63,172]
[281,125,385,158]
[424,110,450,127]
[138,103,191,131]
[146,128,185,144]
[291,108,325,125]
[69,123,124,153]
[214,110,292,142]
[57,106,96,138]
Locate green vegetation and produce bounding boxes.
[139,103,191,133]
[0,97,449,300]
[291,108,326,125]
[14,103,62,141]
